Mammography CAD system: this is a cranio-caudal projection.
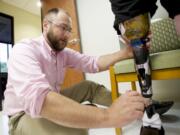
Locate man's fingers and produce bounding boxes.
[119,35,130,45]
[126,90,141,96]
[133,110,144,119]
[130,96,146,103]
[133,102,145,112]
[126,91,149,108]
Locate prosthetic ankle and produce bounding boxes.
[119,13,164,134]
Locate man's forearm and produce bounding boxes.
[97,49,131,71]
[40,91,147,129]
[40,91,110,128]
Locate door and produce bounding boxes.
[41,0,85,89]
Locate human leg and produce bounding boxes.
[60,80,112,107]
[160,0,180,35]
[8,81,112,135]
[9,112,88,135]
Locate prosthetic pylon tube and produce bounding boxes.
[119,13,165,134]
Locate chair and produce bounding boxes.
[109,18,180,135]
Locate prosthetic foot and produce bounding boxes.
[153,100,174,115]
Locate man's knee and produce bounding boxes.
[80,80,101,91]
[81,80,98,86]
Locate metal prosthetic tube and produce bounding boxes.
[119,13,164,134]
[132,44,152,99]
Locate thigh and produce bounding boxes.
[160,0,180,18]
[9,113,88,135]
[60,80,112,106]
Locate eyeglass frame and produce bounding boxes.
[47,20,72,35]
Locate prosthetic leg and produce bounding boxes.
[119,13,164,135]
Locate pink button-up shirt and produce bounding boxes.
[3,35,99,118]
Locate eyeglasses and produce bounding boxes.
[48,20,72,35]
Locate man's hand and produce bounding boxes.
[106,91,148,127]
[119,31,152,59]
[96,32,152,71]
[174,14,180,36]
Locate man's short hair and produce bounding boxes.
[44,8,70,21]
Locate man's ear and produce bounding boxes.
[43,20,49,31]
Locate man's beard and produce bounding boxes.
[47,30,67,52]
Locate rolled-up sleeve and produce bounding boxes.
[7,44,50,118]
[63,48,99,73]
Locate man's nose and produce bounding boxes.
[63,31,71,39]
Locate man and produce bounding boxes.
[3,8,148,135]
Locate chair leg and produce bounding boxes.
[109,67,122,135]
[109,67,119,100]
[115,128,122,135]
[112,82,137,135]
[115,82,136,135]
[131,81,137,91]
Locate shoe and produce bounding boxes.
[140,126,165,135]
[81,101,97,107]
[153,100,174,115]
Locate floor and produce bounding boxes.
[0,103,180,135]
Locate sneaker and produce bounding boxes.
[81,101,97,107]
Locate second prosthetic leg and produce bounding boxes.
[119,13,164,135]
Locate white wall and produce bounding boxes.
[152,0,168,19]
[0,1,41,43]
[76,0,180,101]
[76,0,120,89]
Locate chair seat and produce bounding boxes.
[114,49,180,74]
